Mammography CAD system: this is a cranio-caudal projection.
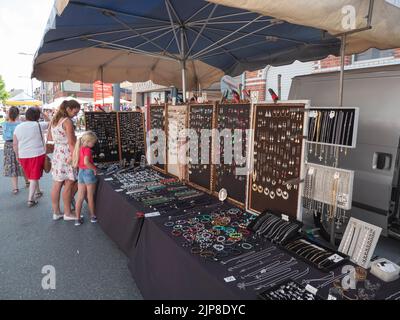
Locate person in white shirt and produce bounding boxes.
[13,107,49,207]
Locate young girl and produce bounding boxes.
[72,131,98,226]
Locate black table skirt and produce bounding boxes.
[96,177,144,256]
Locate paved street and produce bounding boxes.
[0,145,142,300]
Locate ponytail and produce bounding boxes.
[72,136,83,168]
[51,99,81,127]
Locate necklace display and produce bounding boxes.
[338,218,382,269]
[215,103,251,205]
[248,210,302,245]
[167,105,187,179]
[150,105,166,170]
[302,163,354,228]
[187,104,215,191]
[284,238,348,271]
[118,112,145,163]
[85,112,120,162]
[249,104,305,218]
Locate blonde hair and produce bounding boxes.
[51,99,81,126]
[72,131,98,168]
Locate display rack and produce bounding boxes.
[166,104,188,180]
[117,111,146,164]
[149,104,167,173]
[213,102,252,208]
[247,101,309,219]
[85,112,120,163]
[186,103,216,193]
[306,107,359,149]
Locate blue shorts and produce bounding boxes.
[78,169,97,184]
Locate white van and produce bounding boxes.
[289,64,400,239]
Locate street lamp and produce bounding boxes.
[18,52,35,97]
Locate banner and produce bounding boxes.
[93,81,112,104]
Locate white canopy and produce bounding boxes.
[43,96,89,109]
[208,0,400,54]
[94,97,131,105]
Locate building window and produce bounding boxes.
[354,48,393,62]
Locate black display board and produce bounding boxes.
[149,105,167,172]
[85,112,119,163]
[187,104,215,192]
[118,111,145,163]
[248,103,306,218]
[214,103,251,207]
[306,108,359,148]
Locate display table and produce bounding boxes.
[95,177,400,300]
[96,176,145,256]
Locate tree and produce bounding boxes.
[0,75,10,103]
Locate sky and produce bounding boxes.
[0,0,54,95]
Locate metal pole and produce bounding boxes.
[113,83,121,111]
[278,74,282,100]
[181,28,186,103]
[338,34,347,107]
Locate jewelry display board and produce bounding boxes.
[214,103,251,207]
[339,218,382,269]
[303,163,354,212]
[248,101,308,219]
[149,104,167,173]
[166,105,188,180]
[84,112,119,163]
[187,103,216,193]
[306,107,359,149]
[117,111,145,164]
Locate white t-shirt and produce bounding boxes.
[14,121,49,159]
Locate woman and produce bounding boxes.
[2,107,27,193]
[47,100,80,221]
[13,107,49,207]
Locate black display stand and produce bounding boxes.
[149,104,167,173]
[214,103,251,207]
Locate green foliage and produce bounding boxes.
[0,75,10,103]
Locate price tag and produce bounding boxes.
[224,276,236,283]
[308,167,315,175]
[328,294,338,300]
[281,214,289,222]
[144,212,161,218]
[115,189,123,193]
[104,178,114,181]
[327,254,344,263]
[305,284,318,295]
[329,111,336,119]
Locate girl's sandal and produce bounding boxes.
[35,191,44,199]
[27,200,38,208]
[13,189,19,195]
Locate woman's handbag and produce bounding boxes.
[45,125,55,154]
[38,122,52,173]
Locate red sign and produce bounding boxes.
[93,81,113,103]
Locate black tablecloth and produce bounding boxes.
[96,176,145,256]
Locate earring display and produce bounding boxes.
[118,112,145,163]
[149,105,167,171]
[283,238,348,272]
[248,103,307,218]
[85,112,120,163]
[214,103,251,206]
[187,104,215,192]
[258,279,323,300]
[303,163,354,225]
[307,108,358,148]
[167,105,187,180]
[339,218,382,269]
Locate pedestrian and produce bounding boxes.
[47,100,81,221]
[1,107,27,194]
[72,131,98,226]
[13,107,49,207]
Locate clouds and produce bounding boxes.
[0,0,53,92]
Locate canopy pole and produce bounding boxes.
[181,29,187,103]
[338,34,347,107]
